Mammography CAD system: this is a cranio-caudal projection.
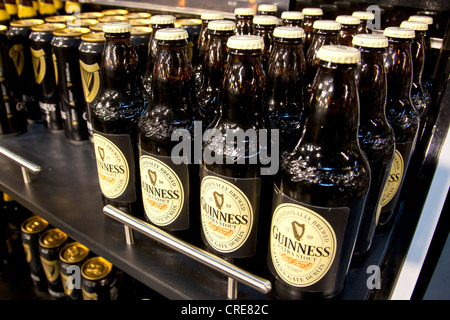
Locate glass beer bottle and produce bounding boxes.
[352,34,395,257]
[378,27,420,229]
[281,11,303,27]
[252,15,278,71]
[265,26,306,149]
[301,7,323,53]
[305,20,340,91]
[234,7,254,35]
[200,35,270,270]
[268,45,370,299]
[335,15,360,46]
[90,22,148,219]
[138,28,200,242]
[352,11,374,34]
[197,20,235,126]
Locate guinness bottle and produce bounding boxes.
[301,7,323,53]
[281,11,304,27]
[252,15,278,71]
[352,11,374,34]
[90,22,148,219]
[305,20,340,91]
[200,35,270,267]
[142,15,176,97]
[268,45,370,299]
[265,26,306,149]
[400,20,431,136]
[138,28,199,241]
[378,27,420,229]
[234,7,254,36]
[335,15,359,46]
[197,20,235,126]
[352,34,395,257]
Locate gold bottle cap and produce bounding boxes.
[31,23,66,32]
[67,18,98,28]
[400,20,428,31]
[317,44,361,64]
[131,26,152,35]
[234,8,255,16]
[273,26,305,39]
[176,18,202,27]
[253,15,278,25]
[90,23,105,32]
[10,19,44,28]
[76,12,104,19]
[21,215,49,234]
[129,18,151,26]
[408,15,433,25]
[155,27,188,40]
[207,20,236,31]
[103,21,131,33]
[281,11,304,20]
[125,12,151,19]
[59,242,89,263]
[45,15,73,23]
[200,12,224,21]
[352,11,375,21]
[81,32,105,42]
[384,26,415,39]
[98,15,128,23]
[150,15,176,25]
[227,34,264,50]
[53,27,90,37]
[302,7,323,16]
[352,33,388,48]
[336,15,361,25]
[313,20,341,30]
[39,228,68,248]
[81,257,113,280]
[102,9,129,16]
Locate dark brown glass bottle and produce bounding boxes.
[305,20,340,91]
[90,22,148,220]
[142,15,176,97]
[268,45,370,299]
[193,12,223,92]
[265,26,306,149]
[400,20,431,134]
[352,34,395,257]
[258,4,277,16]
[17,0,37,19]
[138,28,200,242]
[377,27,420,229]
[234,7,254,35]
[252,15,278,71]
[197,20,235,126]
[281,11,303,27]
[200,35,270,266]
[301,7,323,53]
[336,15,359,46]
[352,11,374,34]
[4,0,18,22]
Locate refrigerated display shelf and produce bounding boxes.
[0,123,405,300]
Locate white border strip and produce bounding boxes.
[390,127,450,300]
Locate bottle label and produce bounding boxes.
[93,132,136,201]
[380,149,404,207]
[139,149,188,227]
[200,165,260,254]
[270,186,348,288]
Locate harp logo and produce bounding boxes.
[270,203,336,287]
[31,48,46,84]
[9,44,24,76]
[79,60,101,103]
[52,53,58,85]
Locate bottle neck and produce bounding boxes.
[218,49,266,128]
[385,38,413,99]
[101,32,142,92]
[306,30,339,62]
[151,39,194,106]
[302,61,360,148]
[411,31,426,84]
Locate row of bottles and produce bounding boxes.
[0,193,165,300]
[0,4,439,299]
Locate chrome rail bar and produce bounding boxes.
[0,145,41,183]
[103,204,272,298]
